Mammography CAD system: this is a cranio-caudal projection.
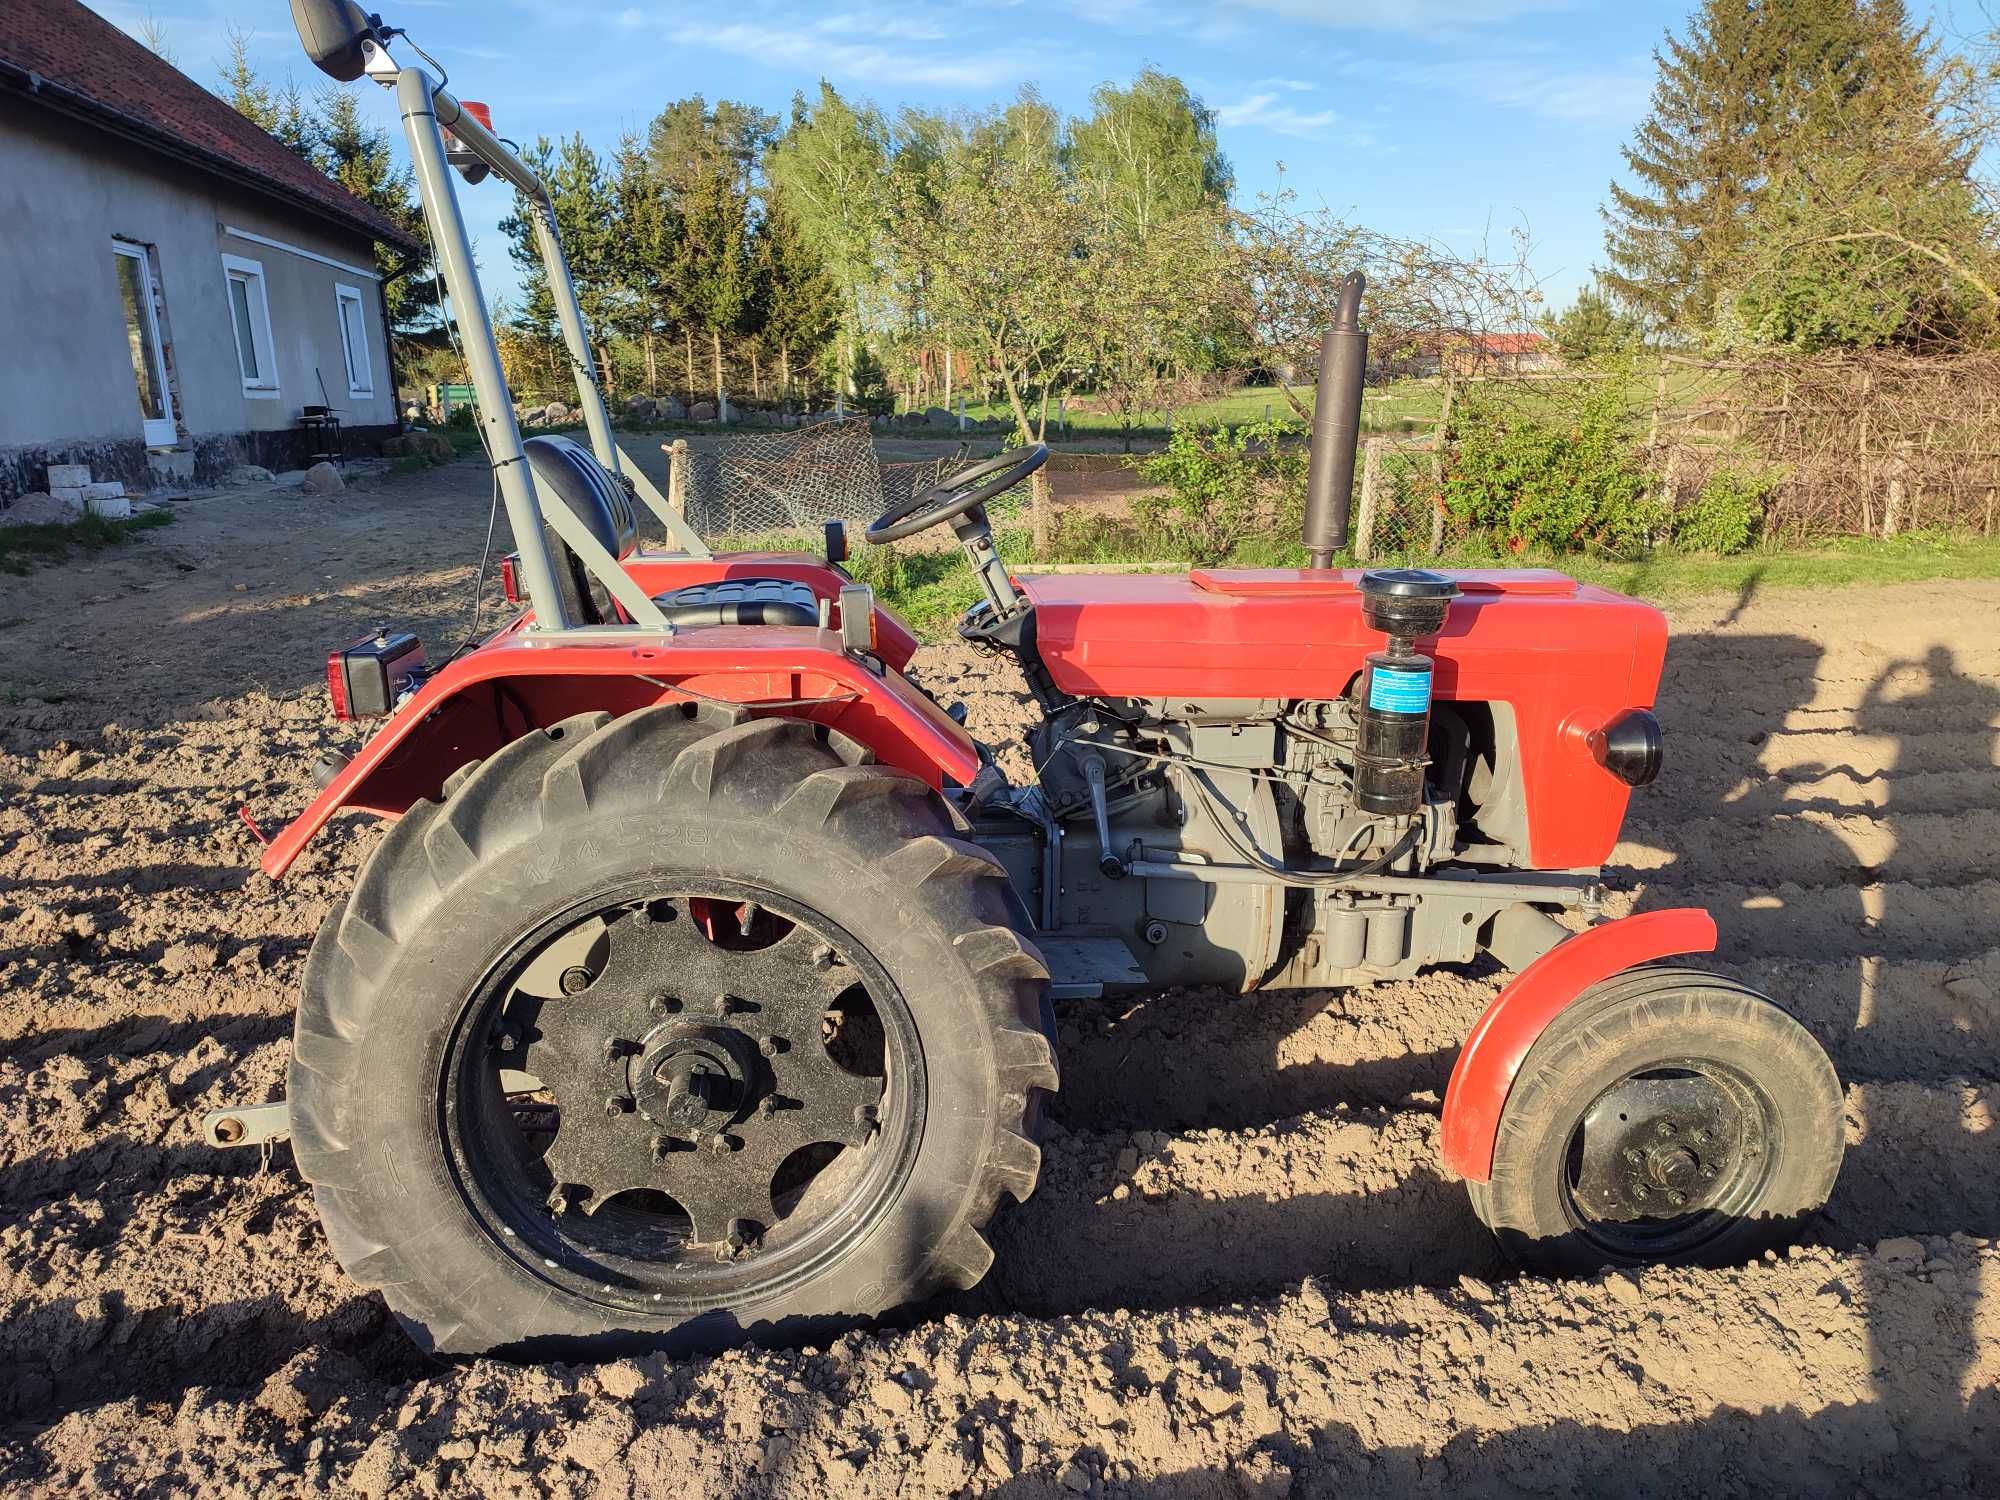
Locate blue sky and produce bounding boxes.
[93,0,1964,317]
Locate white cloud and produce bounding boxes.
[1215,91,1342,138]
[814,12,950,43]
[1394,56,1648,122]
[670,19,1041,90]
[1233,0,1568,31]
[1255,77,1319,93]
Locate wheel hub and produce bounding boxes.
[508,898,892,1249]
[633,1023,756,1136]
[1574,1072,1746,1221]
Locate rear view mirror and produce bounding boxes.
[289,0,381,82]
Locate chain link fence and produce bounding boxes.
[1349,436,1475,560]
[668,418,984,546]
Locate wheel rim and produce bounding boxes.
[1559,1058,1779,1259]
[440,879,926,1317]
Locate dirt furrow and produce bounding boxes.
[1602,879,2000,960]
[983,1107,1494,1316]
[2,1236,1993,1498]
[1637,764,1997,819]
[1614,807,2000,887]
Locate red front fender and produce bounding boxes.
[1439,907,1720,1182]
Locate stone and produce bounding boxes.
[1875,1236,1925,1265]
[86,492,133,519]
[869,1376,913,1413]
[44,464,91,490]
[381,432,453,463]
[626,395,658,416]
[544,401,572,424]
[302,461,345,495]
[924,405,955,427]
[690,401,718,422]
[1059,1457,1091,1491]
[519,406,547,427]
[227,464,275,486]
[0,492,82,527]
[658,396,687,421]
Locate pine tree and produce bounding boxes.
[754,195,840,404]
[1602,0,1960,337]
[501,135,627,393]
[313,88,434,333]
[647,98,773,404]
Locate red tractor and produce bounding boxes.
[226,4,1845,1357]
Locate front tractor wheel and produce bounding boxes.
[1468,966,1844,1277]
[289,704,1057,1357]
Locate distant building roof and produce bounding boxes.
[0,0,420,254]
[1470,333,1549,356]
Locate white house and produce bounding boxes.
[0,0,421,505]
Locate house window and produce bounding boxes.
[335,283,373,397]
[112,241,176,446]
[222,253,278,397]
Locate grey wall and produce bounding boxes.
[0,96,397,463]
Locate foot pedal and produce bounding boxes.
[1037,935,1150,1000]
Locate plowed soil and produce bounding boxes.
[1,461,1995,1496]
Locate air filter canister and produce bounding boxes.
[1353,569,1459,817]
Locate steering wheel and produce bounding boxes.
[864,444,1047,545]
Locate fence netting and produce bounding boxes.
[670,418,1020,546]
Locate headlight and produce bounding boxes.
[1587,708,1662,787]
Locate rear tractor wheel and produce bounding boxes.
[1469,966,1844,1277]
[289,703,1057,1357]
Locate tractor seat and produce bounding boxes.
[522,435,817,629]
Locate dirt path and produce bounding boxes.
[0,461,1995,1495]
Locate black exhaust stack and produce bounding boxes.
[1303,271,1368,568]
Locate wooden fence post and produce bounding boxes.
[667,438,688,525]
[1884,444,1909,538]
[1354,437,1382,563]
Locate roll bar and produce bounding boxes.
[343,29,702,633]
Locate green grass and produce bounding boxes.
[0,508,173,576]
[948,381,1444,441]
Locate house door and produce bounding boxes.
[113,243,177,447]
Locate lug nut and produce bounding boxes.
[650,993,680,1016]
[1631,1182,1651,1200]
[1655,1121,1676,1138]
[1623,1147,1643,1165]
[604,1093,635,1117]
[759,1097,778,1118]
[1667,1190,1688,1207]
[603,1037,635,1063]
[758,1035,780,1057]
[651,1134,672,1160]
[560,966,593,995]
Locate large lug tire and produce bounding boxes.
[1467,965,1844,1278]
[288,703,1057,1358]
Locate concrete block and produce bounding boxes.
[51,485,86,505]
[85,492,132,519]
[45,464,91,490]
[82,481,126,501]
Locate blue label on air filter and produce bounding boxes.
[1368,661,1433,714]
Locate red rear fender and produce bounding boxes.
[1439,908,1721,1182]
[259,630,978,879]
